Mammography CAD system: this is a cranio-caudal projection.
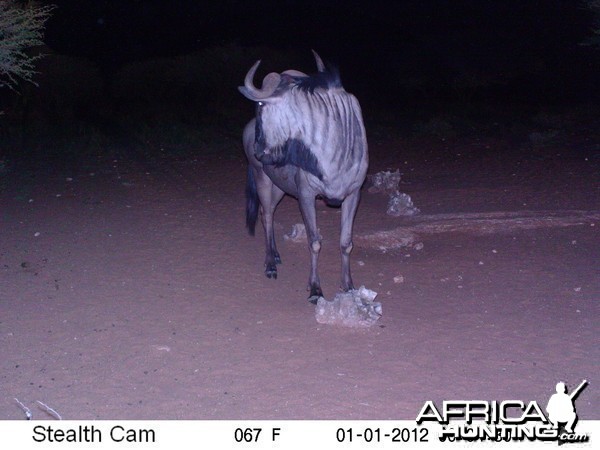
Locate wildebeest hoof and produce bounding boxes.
[265,264,278,279]
[308,286,324,304]
[308,294,324,305]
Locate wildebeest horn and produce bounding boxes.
[240,60,282,100]
[312,49,325,72]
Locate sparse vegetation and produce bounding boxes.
[0,0,55,90]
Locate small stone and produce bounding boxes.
[283,223,307,243]
[368,170,402,194]
[387,191,420,217]
[315,286,382,328]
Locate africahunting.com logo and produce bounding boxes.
[416,380,590,444]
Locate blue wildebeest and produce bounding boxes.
[239,51,369,303]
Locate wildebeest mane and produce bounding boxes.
[294,66,342,93]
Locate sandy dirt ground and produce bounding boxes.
[1,130,598,420]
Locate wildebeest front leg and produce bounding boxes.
[340,189,361,292]
[257,173,285,278]
[298,191,323,303]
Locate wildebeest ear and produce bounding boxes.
[280,73,303,86]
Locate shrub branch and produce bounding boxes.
[0,1,55,90]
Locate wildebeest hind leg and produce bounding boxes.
[298,191,323,303]
[258,176,285,278]
[340,189,360,291]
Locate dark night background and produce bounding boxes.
[1,0,599,163]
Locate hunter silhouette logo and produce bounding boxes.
[546,379,588,443]
[416,379,590,443]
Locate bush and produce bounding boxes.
[0,1,54,90]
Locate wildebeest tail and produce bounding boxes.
[245,166,259,235]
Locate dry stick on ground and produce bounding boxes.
[36,401,62,420]
[14,398,32,420]
[13,398,62,420]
